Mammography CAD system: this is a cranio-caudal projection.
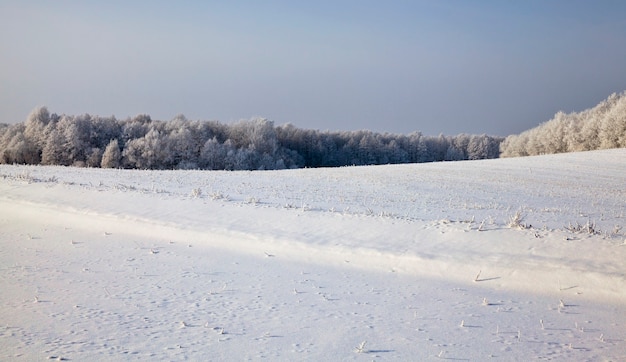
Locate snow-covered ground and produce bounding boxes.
[1,149,625,361]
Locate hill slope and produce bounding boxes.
[1,149,625,360]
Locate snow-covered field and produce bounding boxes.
[1,149,625,361]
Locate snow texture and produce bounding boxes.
[1,149,625,360]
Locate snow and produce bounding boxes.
[1,149,625,361]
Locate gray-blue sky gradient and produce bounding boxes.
[1,1,625,135]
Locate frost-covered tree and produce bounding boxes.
[60,114,92,165]
[86,147,103,168]
[200,137,227,170]
[501,91,626,157]
[123,127,165,169]
[121,114,151,145]
[91,116,122,149]
[599,96,626,149]
[444,145,464,161]
[101,139,121,168]
[1,106,505,169]
[2,131,39,164]
[41,128,67,165]
[23,106,53,161]
[163,119,197,169]
[467,134,500,160]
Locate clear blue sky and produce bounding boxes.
[1,0,625,135]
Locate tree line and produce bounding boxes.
[0,108,503,170]
[500,91,626,157]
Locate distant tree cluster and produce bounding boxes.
[0,107,503,170]
[500,91,626,157]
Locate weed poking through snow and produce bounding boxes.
[190,188,202,198]
[354,341,367,353]
[474,270,481,282]
[507,210,529,229]
[565,220,598,235]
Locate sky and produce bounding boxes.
[1,1,625,136]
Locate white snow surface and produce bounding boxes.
[1,149,625,361]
